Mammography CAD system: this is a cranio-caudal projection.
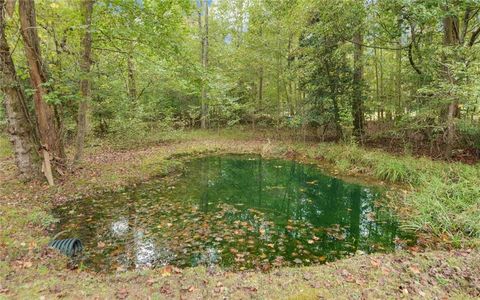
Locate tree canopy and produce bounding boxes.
[1,0,480,181]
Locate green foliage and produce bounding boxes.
[457,119,480,150]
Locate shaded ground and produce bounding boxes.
[1,130,479,299]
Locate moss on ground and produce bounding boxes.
[0,130,479,299]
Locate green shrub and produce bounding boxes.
[457,119,480,150]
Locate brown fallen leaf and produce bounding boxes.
[161,265,173,277]
[115,288,128,299]
[410,265,421,274]
[370,258,380,267]
[340,269,355,283]
[182,286,195,293]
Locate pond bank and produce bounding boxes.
[0,130,479,298]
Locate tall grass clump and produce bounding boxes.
[406,165,480,243]
[317,142,480,245]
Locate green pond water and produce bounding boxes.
[53,154,413,272]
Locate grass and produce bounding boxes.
[316,142,480,245]
[0,134,12,160]
[0,127,479,298]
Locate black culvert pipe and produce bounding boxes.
[48,238,83,257]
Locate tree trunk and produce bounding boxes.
[374,47,380,121]
[332,94,343,140]
[258,66,263,108]
[443,14,459,158]
[127,55,137,101]
[0,0,38,179]
[19,0,65,173]
[74,0,94,163]
[395,18,402,118]
[352,30,364,138]
[200,0,209,129]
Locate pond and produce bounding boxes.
[53,154,414,272]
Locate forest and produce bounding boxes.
[1,0,479,299]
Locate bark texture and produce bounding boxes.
[0,0,38,179]
[443,14,459,158]
[19,0,65,164]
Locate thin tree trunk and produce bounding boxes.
[374,47,381,121]
[395,18,402,118]
[352,29,365,138]
[200,0,209,129]
[74,0,94,162]
[332,94,343,140]
[0,0,38,179]
[127,55,137,101]
[258,67,263,108]
[19,0,64,180]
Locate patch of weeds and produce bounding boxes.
[140,156,185,177]
[26,211,59,228]
[335,158,352,172]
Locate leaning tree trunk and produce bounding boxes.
[19,0,65,184]
[0,0,38,179]
[74,0,94,162]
